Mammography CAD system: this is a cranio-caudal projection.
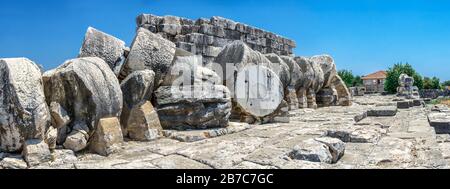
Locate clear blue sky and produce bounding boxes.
[1,0,449,80]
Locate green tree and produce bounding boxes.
[424,77,442,89]
[442,80,450,87]
[432,77,441,89]
[352,75,363,87]
[423,77,432,89]
[338,70,364,88]
[385,62,423,94]
[338,70,354,87]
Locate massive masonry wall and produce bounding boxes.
[137,14,297,64]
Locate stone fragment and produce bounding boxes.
[397,100,412,109]
[161,53,220,86]
[137,14,162,26]
[0,156,28,169]
[119,27,176,85]
[331,75,352,106]
[89,117,123,156]
[316,88,338,107]
[155,85,232,130]
[235,65,285,118]
[0,58,51,152]
[428,113,450,134]
[314,137,345,163]
[285,87,299,110]
[397,74,420,99]
[22,139,51,167]
[125,101,162,141]
[288,139,333,164]
[63,122,89,152]
[50,149,78,166]
[158,18,182,35]
[413,99,423,106]
[264,53,291,88]
[78,27,126,70]
[49,102,71,129]
[368,137,414,166]
[120,69,155,108]
[43,57,123,150]
[280,56,303,87]
[214,40,272,85]
[294,57,322,108]
[367,106,398,117]
[120,70,156,135]
[45,126,58,150]
[309,55,337,89]
[163,122,251,142]
[327,127,382,143]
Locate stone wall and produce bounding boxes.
[420,89,450,99]
[136,14,296,64]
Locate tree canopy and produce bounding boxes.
[423,77,441,89]
[338,70,363,88]
[384,62,423,94]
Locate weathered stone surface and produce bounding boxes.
[120,70,156,136]
[44,126,57,150]
[288,139,333,164]
[397,74,419,99]
[316,88,338,107]
[89,117,123,156]
[0,58,51,152]
[397,100,413,109]
[285,87,299,110]
[314,137,345,163]
[163,122,251,142]
[428,113,450,134]
[350,86,366,96]
[63,121,89,152]
[367,106,398,117]
[264,53,291,88]
[151,155,212,169]
[331,75,352,106]
[50,149,78,166]
[293,57,322,109]
[0,156,28,169]
[326,127,383,143]
[78,27,126,70]
[119,27,176,85]
[215,41,272,84]
[234,65,285,119]
[43,57,123,151]
[309,55,337,89]
[125,101,162,141]
[161,53,220,86]
[49,102,70,129]
[155,85,232,130]
[120,70,155,109]
[137,14,296,58]
[22,139,51,166]
[368,137,414,167]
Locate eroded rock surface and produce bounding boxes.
[0,58,51,152]
[43,57,123,152]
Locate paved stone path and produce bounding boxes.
[26,95,450,169]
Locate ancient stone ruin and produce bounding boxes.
[136,14,296,65]
[2,13,449,170]
[397,73,420,99]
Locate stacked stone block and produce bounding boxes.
[137,14,296,65]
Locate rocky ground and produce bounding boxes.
[2,94,450,169]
